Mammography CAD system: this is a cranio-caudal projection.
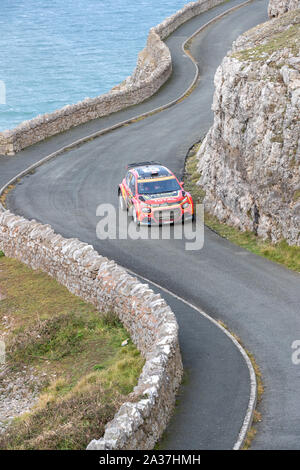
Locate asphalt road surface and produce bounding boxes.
[2,0,300,450]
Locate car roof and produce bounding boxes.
[130,163,172,180]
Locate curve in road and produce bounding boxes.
[2,0,298,451]
[1,0,262,450]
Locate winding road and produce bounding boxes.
[1,0,300,450]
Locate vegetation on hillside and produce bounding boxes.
[0,255,144,449]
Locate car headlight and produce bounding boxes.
[142,207,151,213]
[181,197,189,209]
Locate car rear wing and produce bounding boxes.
[127,161,162,169]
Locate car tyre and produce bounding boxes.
[132,207,140,226]
[119,193,126,211]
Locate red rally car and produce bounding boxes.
[118,161,194,225]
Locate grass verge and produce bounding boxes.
[184,142,300,272]
[0,183,17,209]
[0,254,144,449]
[185,142,269,448]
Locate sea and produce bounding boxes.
[0,0,191,131]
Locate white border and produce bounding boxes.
[0,0,257,450]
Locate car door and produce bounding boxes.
[123,171,132,206]
[128,173,136,211]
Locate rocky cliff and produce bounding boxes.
[197,8,300,245]
[269,0,300,17]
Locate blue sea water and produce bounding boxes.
[0,0,191,131]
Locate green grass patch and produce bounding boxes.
[293,190,300,202]
[183,142,205,205]
[0,256,144,449]
[184,144,300,273]
[232,13,300,63]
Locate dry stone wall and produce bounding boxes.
[0,0,225,156]
[0,30,171,156]
[0,208,183,449]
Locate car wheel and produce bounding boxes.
[132,207,140,226]
[119,193,126,211]
[182,213,194,224]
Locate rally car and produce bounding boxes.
[118,161,194,225]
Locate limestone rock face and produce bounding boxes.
[269,0,300,18]
[197,9,300,245]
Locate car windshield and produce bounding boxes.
[138,178,181,195]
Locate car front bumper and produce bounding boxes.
[138,206,193,225]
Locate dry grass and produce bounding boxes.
[0,344,143,450]
[233,19,300,62]
[0,255,144,449]
[0,183,17,208]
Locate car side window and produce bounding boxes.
[129,175,136,196]
[126,171,131,187]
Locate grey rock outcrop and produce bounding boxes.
[269,0,300,17]
[197,9,300,245]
